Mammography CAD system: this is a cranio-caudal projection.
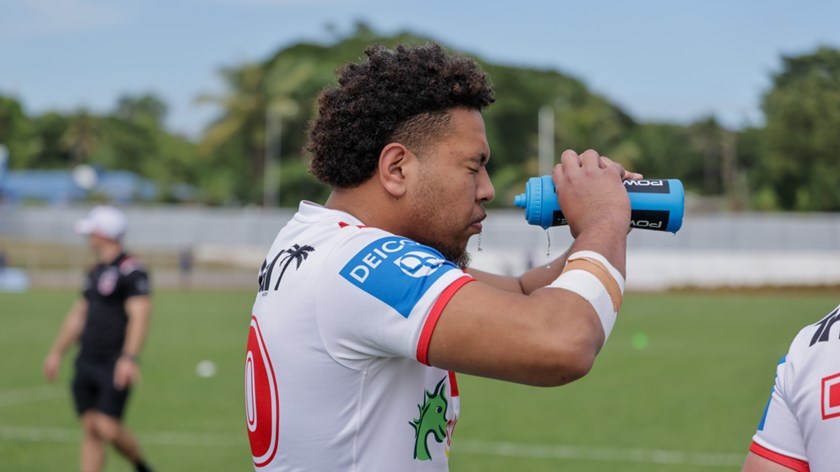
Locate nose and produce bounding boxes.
[477,166,495,203]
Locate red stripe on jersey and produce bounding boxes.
[416,277,474,366]
[448,371,459,397]
[749,442,810,472]
[337,222,370,229]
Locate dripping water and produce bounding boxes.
[544,229,551,269]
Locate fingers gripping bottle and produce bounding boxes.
[513,176,684,233]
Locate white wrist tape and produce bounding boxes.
[566,250,625,295]
[548,251,625,342]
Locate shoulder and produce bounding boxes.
[118,255,148,277]
[333,231,463,298]
[796,304,840,345]
[784,304,840,366]
[334,229,453,271]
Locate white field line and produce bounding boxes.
[0,425,242,447]
[456,439,744,468]
[0,425,744,467]
[0,386,64,408]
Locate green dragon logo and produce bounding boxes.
[409,377,449,461]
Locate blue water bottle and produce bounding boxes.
[513,176,684,233]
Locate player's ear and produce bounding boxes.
[378,143,414,198]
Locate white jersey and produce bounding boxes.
[245,201,472,471]
[750,304,840,472]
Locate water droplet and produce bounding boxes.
[545,229,551,259]
[477,232,483,252]
[544,229,552,268]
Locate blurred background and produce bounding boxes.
[1,1,839,471]
[1,0,840,290]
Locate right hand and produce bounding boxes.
[43,352,61,383]
[552,149,631,238]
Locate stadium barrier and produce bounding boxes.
[1,206,838,290]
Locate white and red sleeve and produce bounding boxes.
[315,231,472,370]
[750,355,809,471]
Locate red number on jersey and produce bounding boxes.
[245,316,280,467]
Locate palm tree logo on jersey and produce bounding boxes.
[409,377,449,461]
[258,244,315,293]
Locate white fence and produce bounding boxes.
[1,205,839,290]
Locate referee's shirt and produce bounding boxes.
[79,253,150,362]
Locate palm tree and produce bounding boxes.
[198,63,267,185]
[274,244,315,290]
[197,56,312,205]
[262,56,311,207]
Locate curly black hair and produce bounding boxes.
[307,43,495,188]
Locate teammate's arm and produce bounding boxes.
[742,452,801,472]
[43,298,88,382]
[428,150,630,386]
[114,295,151,389]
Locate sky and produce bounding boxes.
[2,0,839,139]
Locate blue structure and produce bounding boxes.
[0,268,29,293]
[0,169,158,204]
[0,146,175,205]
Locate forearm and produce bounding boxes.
[468,247,573,295]
[48,300,86,356]
[122,296,152,358]
[471,236,624,295]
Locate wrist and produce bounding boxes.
[582,218,631,237]
[120,352,139,364]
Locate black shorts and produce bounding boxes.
[72,358,131,419]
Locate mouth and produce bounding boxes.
[469,214,486,232]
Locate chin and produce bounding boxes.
[449,249,471,270]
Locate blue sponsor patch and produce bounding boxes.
[339,237,457,318]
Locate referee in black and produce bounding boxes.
[44,206,154,472]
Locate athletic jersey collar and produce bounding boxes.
[295,201,365,227]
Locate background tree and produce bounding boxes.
[759,46,840,211]
[4,30,839,211]
[30,112,72,168]
[60,110,100,165]
[688,116,725,195]
[0,96,35,168]
[197,64,271,204]
[626,123,705,191]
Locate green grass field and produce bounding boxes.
[1,290,835,471]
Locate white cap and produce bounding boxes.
[74,206,127,240]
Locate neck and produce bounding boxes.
[325,184,406,234]
[97,242,123,264]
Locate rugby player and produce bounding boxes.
[743,304,840,472]
[245,42,640,470]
